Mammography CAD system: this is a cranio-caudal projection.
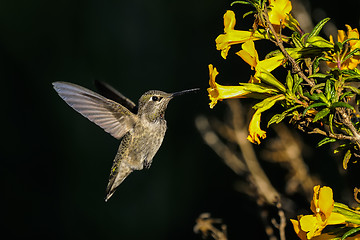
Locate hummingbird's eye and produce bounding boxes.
[151,96,159,101]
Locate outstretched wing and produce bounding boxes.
[53,81,138,139]
[94,80,138,114]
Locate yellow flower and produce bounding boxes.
[237,40,259,70]
[267,0,292,27]
[246,94,285,144]
[237,40,284,72]
[291,186,347,239]
[237,40,285,91]
[327,25,360,70]
[216,10,262,59]
[247,110,266,144]
[207,64,251,108]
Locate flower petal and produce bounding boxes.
[299,215,319,239]
[257,54,284,72]
[327,212,347,225]
[207,64,251,108]
[318,186,334,218]
[237,40,259,69]
[215,11,262,59]
[223,10,236,33]
[290,219,308,240]
[268,0,292,26]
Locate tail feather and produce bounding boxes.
[104,162,132,202]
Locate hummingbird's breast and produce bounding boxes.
[127,118,167,169]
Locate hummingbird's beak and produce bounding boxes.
[170,88,200,98]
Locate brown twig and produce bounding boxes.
[338,108,360,148]
[195,116,247,175]
[194,213,227,240]
[271,201,287,240]
[308,127,356,141]
[228,100,280,204]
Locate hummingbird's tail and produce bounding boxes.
[105,161,133,202]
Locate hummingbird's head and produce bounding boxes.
[138,90,173,121]
[138,88,199,122]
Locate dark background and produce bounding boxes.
[2,0,359,239]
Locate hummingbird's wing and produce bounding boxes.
[94,80,138,114]
[53,81,138,139]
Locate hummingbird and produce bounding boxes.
[52,81,199,202]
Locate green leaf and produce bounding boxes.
[342,37,360,45]
[230,1,251,6]
[306,36,334,48]
[291,32,304,48]
[253,94,285,111]
[317,137,336,147]
[286,71,294,94]
[343,75,360,81]
[243,10,256,19]
[331,102,355,111]
[325,79,332,100]
[313,108,330,122]
[308,18,331,39]
[340,91,354,100]
[342,48,360,63]
[318,93,330,105]
[313,57,329,74]
[284,13,300,32]
[310,83,325,94]
[267,105,302,127]
[334,202,360,224]
[265,49,282,59]
[342,227,360,240]
[309,73,329,78]
[287,47,303,59]
[293,74,303,93]
[329,113,334,133]
[239,82,279,94]
[268,113,286,127]
[343,85,360,95]
[343,149,352,170]
[297,84,304,96]
[334,42,343,53]
[304,91,319,100]
[300,33,309,43]
[255,69,286,92]
[341,69,360,76]
[303,102,328,115]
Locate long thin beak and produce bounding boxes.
[171,88,200,98]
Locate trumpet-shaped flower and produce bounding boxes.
[216,11,263,59]
[207,64,251,108]
[237,40,284,72]
[247,94,285,144]
[267,0,292,27]
[237,40,259,70]
[237,40,286,93]
[291,186,347,240]
[247,110,266,144]
[327,25,360,70]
